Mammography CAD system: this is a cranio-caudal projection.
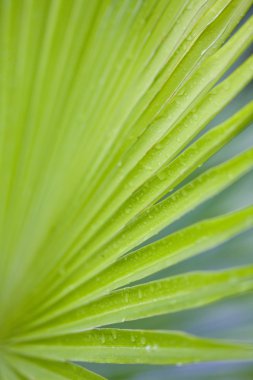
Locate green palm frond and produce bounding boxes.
[0,1,253,379]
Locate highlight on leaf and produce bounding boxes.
[0,1,253,379]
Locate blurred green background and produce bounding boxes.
[84,9,253,380]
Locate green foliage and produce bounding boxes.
[0,1,253,379]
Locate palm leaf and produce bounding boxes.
[10,329,253,365]
[17,264,253,337]
[0,1,253,379]
[5,354,106,380]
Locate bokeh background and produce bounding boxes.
[84,8,253,380]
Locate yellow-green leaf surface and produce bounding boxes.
[5,354,106,380]
[24,205,253,324]
[34,15,253,286]
[0,1,253,379]
[19,265,253,338]
[22,70,253,316]
[40,147,253,308]
[10,329,253,365]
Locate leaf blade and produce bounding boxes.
[6,353,106,380]
[11,329,253,365]
[23,265,253,337]
[41,147,253,313]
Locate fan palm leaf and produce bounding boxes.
[0,1,253,379]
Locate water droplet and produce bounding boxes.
[157,171,166,180]
[140,337,146,345]
[186,4,193,10]
[143,163,153,171]
[155,143,162,150]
